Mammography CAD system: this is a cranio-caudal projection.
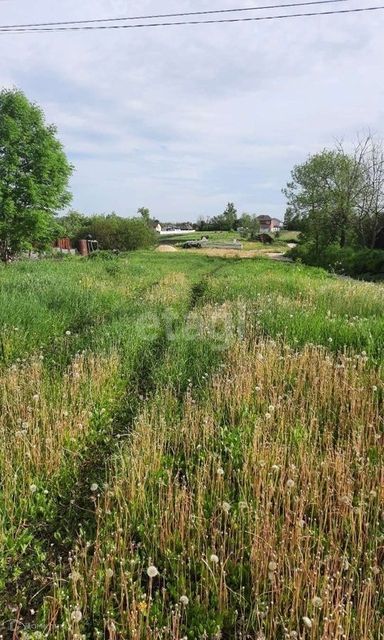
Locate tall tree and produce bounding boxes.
[0,89,72,261]
[138,207,151,225]
[283,150,360,251]
[222,202,237,231]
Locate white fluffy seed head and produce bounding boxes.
[71,608,82,623]
[210,554,219,564]
[302,617,312,629]
[147,565,159,578]
[180,595,189,606]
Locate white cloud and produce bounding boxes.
[0,0,383,219]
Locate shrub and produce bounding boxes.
[79,215,155,251]
[290,243,384,278]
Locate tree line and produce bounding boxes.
[197,203,261,239]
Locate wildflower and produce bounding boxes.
[312,596,323,608]
[369,489,377,498]
[29,484,37,494]
[138,601,148,614]
[71,607,82,623]
[222,501,231,514]
[217,467,225,477]
[180,595,189,606]
[271,465,280,472]
[286,479,295,489]
[32,394,39,402]
[147,565,159,578]
[255,385,261,392]
[106,568,114,579]
[265,412,272,420]
[372,566,380,576]
[210,554,219,564]
[289,632,298,639]
[90,483,99,492]
[372,385,378,392]
[65,330,72,336]
[268,561,277,572]
[268,404,275,412]
[302,617,312,629]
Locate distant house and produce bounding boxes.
[256,215,283,233]
[155,223,162,233]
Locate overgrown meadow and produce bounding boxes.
[0,252,382,639]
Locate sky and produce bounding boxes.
[0,0,383,221]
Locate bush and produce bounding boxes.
[78,215,155,251]
[289,243,384,278]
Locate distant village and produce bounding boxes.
[155,215,283,235]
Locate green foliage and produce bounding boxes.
[197,202,238,231]
[0,89,73,261]
[138,206,151,224]
[79,214,156,251]
[283,149,359,251]
[290,242,384,278]
[238,213,261,239]
[57,210,89,240]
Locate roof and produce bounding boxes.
[257,215,272,222]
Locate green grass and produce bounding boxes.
[0,252,382,639]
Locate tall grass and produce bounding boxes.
[0,253,382,639]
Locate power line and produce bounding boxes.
[0,5,383,33]
[0,0,351,29]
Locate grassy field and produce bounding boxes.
[158,230,299,252]
[0,252,382,639]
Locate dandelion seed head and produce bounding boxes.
[147,565,159,578]
[312,596,323,608]
[90,483,99,492]
[302,617,312,629]
[210,554,219,564]
[222,501,231,514]
[286,479,295,489]
[71,607,82,623]
[180,595,189,606]
[29,484,37,493]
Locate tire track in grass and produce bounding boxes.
[3,260,228,638]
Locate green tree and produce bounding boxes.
[57,210,89,241]
[0,89,73,261]
[138,207,151,225]
[222,202,237,231]
[283,150,360,251]
[238,213,260,240]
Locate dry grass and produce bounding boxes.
[0,352,119,537]
[50,339,383,640]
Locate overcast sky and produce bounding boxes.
[0,0,383,221]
